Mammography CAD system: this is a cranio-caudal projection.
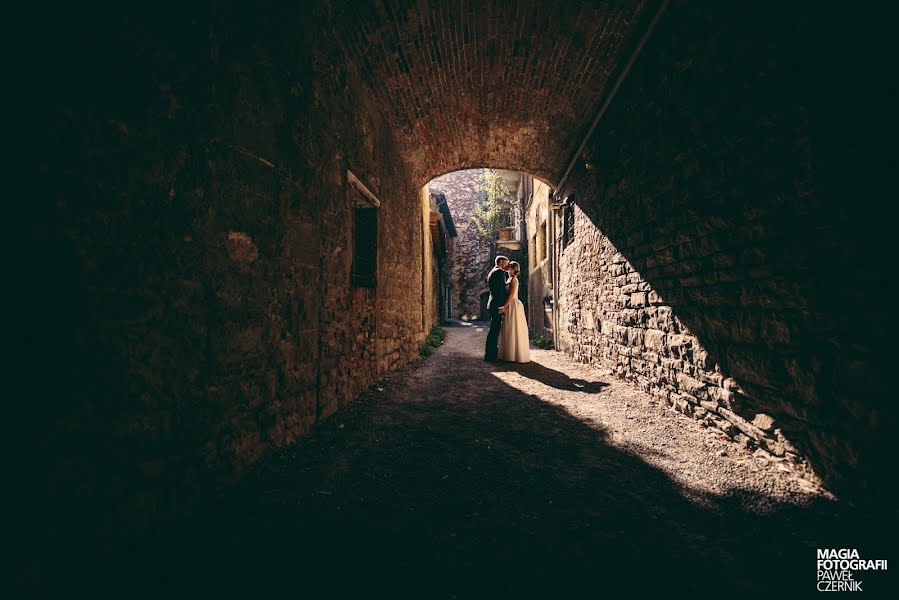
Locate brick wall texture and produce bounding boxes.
[557,0,895,503]
[336,0,649,186]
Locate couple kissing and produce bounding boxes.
[483,255,531,364]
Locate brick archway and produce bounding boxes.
[331,0,654,187]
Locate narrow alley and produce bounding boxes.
[75,325,884,597]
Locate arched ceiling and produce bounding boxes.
[332,0,651,186]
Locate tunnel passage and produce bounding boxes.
[332,0,897,503]
[10,0,896,571]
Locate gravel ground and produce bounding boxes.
[72,323,893,598]
[458,324,829,509]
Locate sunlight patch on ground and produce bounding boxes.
[489,367,825,510]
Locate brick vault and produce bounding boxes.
[332,0,653,186]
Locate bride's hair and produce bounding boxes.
[507,261,520,275]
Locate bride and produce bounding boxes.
[498,261,531,363]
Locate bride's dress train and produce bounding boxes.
[498,280,530,363]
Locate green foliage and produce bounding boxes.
[420,326,447,356]
[471,169,519,242]
[471,191,503,241]
[532,335,554,350]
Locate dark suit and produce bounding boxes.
[484,267,509,361]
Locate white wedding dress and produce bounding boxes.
[498,276,531,363]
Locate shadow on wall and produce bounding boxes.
[13,334,894,596]
[555,0,896,507]
[562,143,894,509]
[557,218,810,472]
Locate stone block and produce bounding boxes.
[719,408,766,440]
[697,370,723,386]
[672,396,693,415]
[666,334,693,358]
[760,437,787,457]
[706,415,736,436]
[699,399,719,413]
[644,329,666,351]
[627,327,645,347]
[620,309,641,326]
[675,372,706,395]
[751,413,776,432]
[709,386,734,404]
[722,377,740,392]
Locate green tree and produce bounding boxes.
[471,169,519,243]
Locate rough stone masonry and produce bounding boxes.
[556,0,895,503]
[429,169,492,319]
[558,212,800,462]
[12,0,434,547]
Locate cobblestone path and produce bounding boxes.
[104,324,889,597]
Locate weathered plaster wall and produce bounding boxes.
[526,179,553,338]
[422,186,439,332]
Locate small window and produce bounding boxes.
[537,219,547,263]
[351,207,377,288]
[562,199,575,249]
[347,170,380,289]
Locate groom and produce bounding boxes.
[484,255,510,362]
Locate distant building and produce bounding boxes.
[524,177,554,339]
[491,171,529,322]
[429,192,457,321]
[428,169,491,320]
[430,169,531,321]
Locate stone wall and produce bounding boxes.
[558,208,800,461]
[429,169,491,319]
[12,0,434,559]
[557,0,895,504]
